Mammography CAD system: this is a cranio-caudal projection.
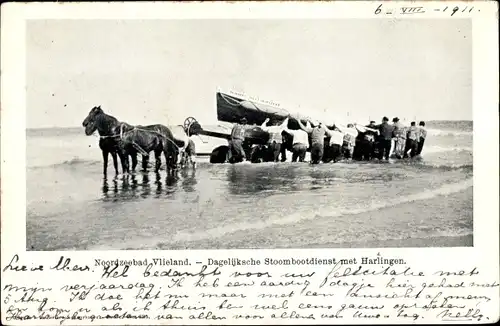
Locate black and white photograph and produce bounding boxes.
[26,18,473,251]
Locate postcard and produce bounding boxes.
[1,1,498,324]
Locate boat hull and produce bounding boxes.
[216,91,317,130]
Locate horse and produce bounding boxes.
[115,122,179,174]
[82,106,127,177]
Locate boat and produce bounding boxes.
[215,89,325,130]
[182,88,337,163]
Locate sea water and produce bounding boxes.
[25,121,473,250]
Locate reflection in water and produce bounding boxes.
[141,174,151,198]
[155,173,163,197]
[165,174,178,196]
[181,169,197,193]
[226,164,300,195]
[101,178,118,199]
[101,170,196,201]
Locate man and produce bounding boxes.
[261,117,289,162]
[403,121,420,158]
[229,117,248,163]
[416,121,427,155]
[391,117,407,159]
[180,138,196,168]
[283,122,310,162]
[363,121,379,160]
[297,119,329,164]
[363,120,379,159]
[336,124,358,159]
[352,122,379,161]
[325,125,344,163]
[377,116,394,160]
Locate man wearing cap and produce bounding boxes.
[261,117,289,162]
[351,122,378,161]
[362,121,379,160]
[376,116,394,160]
[229,117,248,163]
[392,117,407,159]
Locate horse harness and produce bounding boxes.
[99,124,182,157]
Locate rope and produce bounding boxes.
[99,124,184,155]
[196,135,208,144]
[219,92,244,106]
[131,141,149,156]
[132,127,184,152]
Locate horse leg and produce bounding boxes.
[142,155,149,172]
[102,150,109,178]
[117,144,129,175]
[131,153,138,172]
[111,151,119,175]
[124,153,130,174]
[155,149,162,173]
[169,149,179,173]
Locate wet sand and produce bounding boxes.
[158,187,473,250]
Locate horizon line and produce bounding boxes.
[23,119,473,130]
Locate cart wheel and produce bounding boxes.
[183,117,198,136]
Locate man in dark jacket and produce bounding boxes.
[377,116,394,160]
[355,121,378,161]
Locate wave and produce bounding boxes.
[424,145,473,154]
[29,157,100,169]
[424,163,472,171]
[426,128,472,137]
[27,155,472,173]
[170,178,473,244]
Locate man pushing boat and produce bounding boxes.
[295,118,337,164]
[261,117,289,162]
[282,120,310,162]
[229,117,249,163]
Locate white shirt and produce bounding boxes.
[329,130,345,145]
[419,127,427,139]
[287,129,309,145]
[345,127,358,139]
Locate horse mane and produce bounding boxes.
[94,110,121,136]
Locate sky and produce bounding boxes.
[26,19,472,128]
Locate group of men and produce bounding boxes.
[361,117,427,161]
[228,115,427,164]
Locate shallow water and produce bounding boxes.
[26,121,473,250]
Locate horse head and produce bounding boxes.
[82,106,104,136]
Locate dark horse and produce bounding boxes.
[82,106,127,177]
[82,106,178,175]
[115,122,179,174]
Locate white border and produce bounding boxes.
[1,1,499,325]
